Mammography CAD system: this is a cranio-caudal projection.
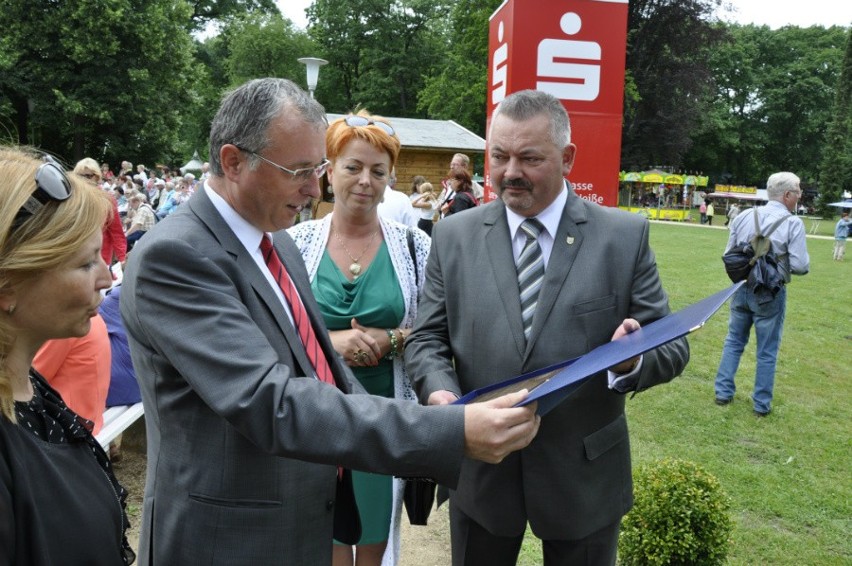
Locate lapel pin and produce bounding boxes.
[566,236,575,245]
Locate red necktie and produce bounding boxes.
[260,235,336,386]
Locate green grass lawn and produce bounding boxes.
[519,222,851,564]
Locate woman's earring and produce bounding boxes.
[6,304,15,315]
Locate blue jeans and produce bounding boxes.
[125,230,146,251]
[714,285,786,413]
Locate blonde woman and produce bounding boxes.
[410,181,438,236]
[0,147,134,564]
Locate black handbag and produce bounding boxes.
[402,230,437,525]
[721,241,755,283]
[402,478,437,525]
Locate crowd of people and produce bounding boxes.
[0,75,824,566]
[67,159,213,263]
[367,151,484,236]
[93,162,209,254]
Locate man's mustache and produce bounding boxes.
[501,178,533,190]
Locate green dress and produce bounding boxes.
[312,241,405,545]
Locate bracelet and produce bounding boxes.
[385,329,399,360]
[394,328,405,356]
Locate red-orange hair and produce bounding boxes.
[325,110,400,170]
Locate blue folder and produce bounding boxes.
[454,282,744,415]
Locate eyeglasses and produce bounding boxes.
[12,155,73,231]
[344,115,396,136]
[234,145,329,183]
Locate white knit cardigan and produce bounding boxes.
[286,213,430,565]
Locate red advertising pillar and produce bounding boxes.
[486,0,628,207]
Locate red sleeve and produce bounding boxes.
[103,199,127,263]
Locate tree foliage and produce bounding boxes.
[816,27,852,214]
[684,24,848,186]
[306,0,450,115]
[224,14,318,88]
[417,0,503,137]
[187,0,277,31]
[0,0,197,167]
[621,0,728,171]
[680,25,767,184]
[0,0,848,202]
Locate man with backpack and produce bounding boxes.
[714,172,810,416]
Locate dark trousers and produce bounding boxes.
[126,230,146,251]
[417,218,433,237]
[450,498,619,566]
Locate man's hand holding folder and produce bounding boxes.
[463,390,540,464]
[608,318,641,375]
[430,388,541,465]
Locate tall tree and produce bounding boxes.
[684,24,772,184]
[223,13,319,87]
[817,27,852,214]
[758,26,848,184]
[306,0,377,112]
[416,0,502,137]
[621,0,728,171]
[187,0,277,31]
[306,0,450,115]
[355,0,449,116]
[0,0,197,167]
[684,24,847,185]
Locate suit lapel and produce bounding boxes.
[484,203,527,358]
[187,189,317,381]
[524,193,587,359]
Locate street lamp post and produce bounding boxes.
[297,57,328,99]
[297,57,328,223]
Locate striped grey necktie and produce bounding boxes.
[516,218,545,341]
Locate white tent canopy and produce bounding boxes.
[180,150,204,174]
[827,200,852,208]
[707,189,768,201]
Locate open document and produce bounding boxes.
[454,282,745,416]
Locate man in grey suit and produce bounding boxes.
[120,78,540,565]
[405,90,690,565]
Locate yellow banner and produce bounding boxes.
[716,184,757,194]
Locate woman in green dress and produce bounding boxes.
[288,111,430,566]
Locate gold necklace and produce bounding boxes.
[332,226,379,278]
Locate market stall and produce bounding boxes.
[705,184,765,202]
[705,185,765,224]
[618,170,709,221]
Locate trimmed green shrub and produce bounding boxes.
[619,458,733,565]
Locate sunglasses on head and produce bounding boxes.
[344,115,396,137]
[11,155,73,232]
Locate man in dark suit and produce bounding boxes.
[120,78,540,565]
[405,89,690,565]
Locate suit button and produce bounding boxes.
[326,500,334,510]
